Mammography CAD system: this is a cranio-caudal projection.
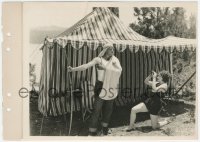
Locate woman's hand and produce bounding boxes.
[152,71,157,78]
[67,66,74,72]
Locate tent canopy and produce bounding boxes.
[44,7,196,53]
[39,7,196,116]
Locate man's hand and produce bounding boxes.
[112,61,118,68]
[112,61,116,65]
[67,66,74,72]
[96,64,106,70]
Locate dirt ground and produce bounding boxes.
[30,96,196,137]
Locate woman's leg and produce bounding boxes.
[150,114,173,129]
[150,114,159,129]
[128,102,148,129]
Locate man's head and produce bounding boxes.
[105,45,114,57]
[98,43,114,58]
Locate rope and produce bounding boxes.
[174,71,196,96]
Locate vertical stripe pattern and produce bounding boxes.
[38,7,196,116]
[39,44,171,116]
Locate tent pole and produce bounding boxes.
[68,72,73,136]
[170,53,174,95]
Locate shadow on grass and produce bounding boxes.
[109,99,195,128]
[136,126,161,133]
[30,97,195,136]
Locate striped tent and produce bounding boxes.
[38,7,196,116]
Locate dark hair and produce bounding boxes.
[159,70,171,83]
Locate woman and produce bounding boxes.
[68,43,122,136]
[125,70,172,131]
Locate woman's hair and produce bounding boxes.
[159,70,171,83]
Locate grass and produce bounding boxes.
[30,96,196,136]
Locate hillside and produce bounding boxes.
[172,50,196,101]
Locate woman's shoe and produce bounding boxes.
[167,116,176,124]
[124,126,136,132]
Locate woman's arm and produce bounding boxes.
[152,82,168,93]
[151,71,167,92]
[144,71,167,93]
[144,74,153,86]
[68,57,100,72]
[151,72,158,90]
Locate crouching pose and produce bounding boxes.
[125,70,172,131]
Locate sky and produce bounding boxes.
[23,2,197,30]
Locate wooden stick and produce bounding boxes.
[170,53,174,94]
[68,72,73,136]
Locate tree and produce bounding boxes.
[187,14,196,38]
[169,8,188,38]
[130,7,171,38]
[130,7,196,39]
[29,63,39,98]
[29,63,36,88]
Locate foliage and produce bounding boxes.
[29,63,36,87]
[172,50,196,101]
[130,7,196,39]
[187,15,196,38]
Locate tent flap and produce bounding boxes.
[45,36,196,53]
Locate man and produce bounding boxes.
[68,43,122,136]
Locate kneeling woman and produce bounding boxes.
[126,70,172,131]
